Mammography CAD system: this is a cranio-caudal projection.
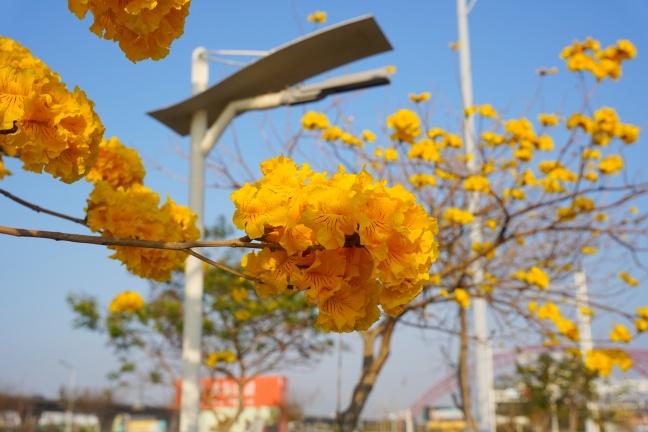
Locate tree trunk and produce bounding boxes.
[458,305,477,432]
[337,317,397,432]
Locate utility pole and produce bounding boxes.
[456,1,495,431]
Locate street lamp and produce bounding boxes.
[148,15,393,432]
[58,359,76,432]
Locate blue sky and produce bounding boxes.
[2,1,648,419]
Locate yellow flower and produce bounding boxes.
[515,266,550,289]
[610,324,632,344]
[453,288,470,309]
[581,246,597,255]
[629,206,638,214]
[580,306,595,316]
[301,111,330,130]
[322,126,343,141]
[486,219,497,230]
[68,0,191,62]
[464,106,478,117]
[582,148,601,160]
[408,92,431,103]
[449,41,461,51]
[362,129,377,142]
[443,207,474,225]
[408,139,441,162]
[585,349,633,377]
[108,291,145,313]
[555,317,580,341]
[528,301,538,313]
[409,173,437,189]
[536,302,561,321]
[206,350,236,367]
[619,272,639,287]
[538,113,559,126]
[307,10,327,24]
[478,104,497,118]
[503,188,526,201]
[635,319,648,333]
[384,148,399,161]
[463,175,491,193]
[234,310,251,321]
[230,287,248,302]
[598,155,624,175]
[386,109,421,143]
[386,65,397,74]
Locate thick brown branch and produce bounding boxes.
[0,226,273,250]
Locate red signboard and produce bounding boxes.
[175,375,288,409]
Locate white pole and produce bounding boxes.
[179,46,209,432]
[575,269,600,432]
[456,1,495,431]
[59,360,76,432]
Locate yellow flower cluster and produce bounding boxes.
[609,324,632,344]
[567,107,640,146]
[538,113,560,126]
[514,266,550,289]
[301,111,330,130]
[463,175,490,194]
[86,137,199,282]
[534,302,579,341]
[386,109,422,143]
[306,114,366,148]
[307,10,327,24]
[636,307,648,332]
[108,290,145,313]
[585,348,633,377]
[205,350,236,367]
[504,118,554,162]
[232,156,439,332]
[86,137,145,189]
[0,37,104,183]
[68,0,191,62]
[465,104,497,118]
[556,195,595,221]
[408,173,437,189]
[598,154,624,175]
[442,207,474,225]
[560,37,637,81]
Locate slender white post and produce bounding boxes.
[59,360,76,432]
[575,270,600,432]
[179,46,209,432]
[456,1,495,431]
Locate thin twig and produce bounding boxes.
[0,188,88,226]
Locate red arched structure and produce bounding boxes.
[410,346,648,419]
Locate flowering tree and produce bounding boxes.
[204,38,648,430]
[68,249,334,431]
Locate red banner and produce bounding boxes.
[175,375,288,409]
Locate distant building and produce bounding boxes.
[175,376,288,432]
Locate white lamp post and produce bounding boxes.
[58,359,76,432]
[456,1,496,431]
[149,16,393,432]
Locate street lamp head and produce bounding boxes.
[148,15,392,136]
